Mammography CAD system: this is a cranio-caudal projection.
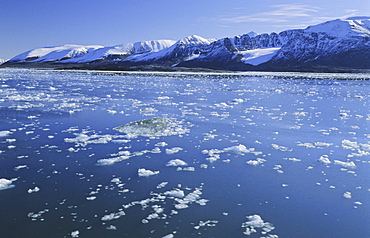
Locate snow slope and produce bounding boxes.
[66,40,176,63]
[240,47,281,66]
[126,35,213,63]
[305,17,370,38]
[10,45,103,62]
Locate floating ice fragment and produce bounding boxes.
[27,208,49,221]
[246,158,266,166]
[111,178,121,184]
[194,220,219,229]
[175,203,189,209]
[106,225,117,230]
[27,186,40,193]
[241,214,276,236]
[271,144,292,151]
[334,160,356,169]
[157,182,168,189]
[6,138,16,143]
[166,159,187,167]
[101,211,126,221]
[182,167,195,171]
[71,230,79,237]
[138,168,160,177]
[155,141,168,147]
[0,178,15,190]
[283,157,301,162]
[342,140,360,150]
[224,144,250,154]
[0,131,11,137]
[318,155,331,165]
[166,147,183,155]
[162,234,174,238]
[14,165,28,171]
[164,189,185,198]
[343,192,352,199]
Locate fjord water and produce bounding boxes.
[0,68,369,237]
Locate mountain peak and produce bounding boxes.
[305,17,370,38]
[177,35,212,45]
[246,31,259,37]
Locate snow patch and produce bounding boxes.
[240,47,280,66]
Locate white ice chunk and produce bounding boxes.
[138,168,160,177]
[0,131,12,137]
[101,211,126,221]
[343,191,352,199]
[224,144,250,154]
[166,147,183,154]
[27,186,40,193]
[318,155,331,165]
[0,178,15,190]
[334,160,356,169]
[241,214,276,236]
[164,189,185,198]
[71,230,79,237]
[166,159,187,167]
[162,234,174,238]
[14,165,28,171]
[246,158,266,166]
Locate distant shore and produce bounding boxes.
[2,62,370,74]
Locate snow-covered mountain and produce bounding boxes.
[3,17,370,72]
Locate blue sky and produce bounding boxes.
[1,0,369,59]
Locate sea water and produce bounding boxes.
[0,68,369,237]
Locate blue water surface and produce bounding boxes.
[0,68,369,238]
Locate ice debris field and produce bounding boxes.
[0,68,369,237]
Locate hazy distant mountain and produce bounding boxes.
[2,17,370,72]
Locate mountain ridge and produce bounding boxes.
[2,17,370,73]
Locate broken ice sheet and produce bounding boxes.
[166,159,187,167]
[114,117,167,136]
[0,178,16,190]
[241,214,277,236]
[113,117,189,138]
[138,168,160,177]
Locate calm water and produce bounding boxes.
[0,68,369,238]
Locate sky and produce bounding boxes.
[0,0,369,59]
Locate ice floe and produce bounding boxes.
[241,214,277,237]
[0,178,16,190]
[71,230,80,237]
[318,155,331,165]
[0,130,11,137]
[166,147,183,154]
[138,168,160,177]
[114,117,167,136]
[194,220,219,230]
[343,191,352,199]
[166,159,187,167]
[334,160,356,169]
[246,158,266,166]
[27,186,40,193]
[101,210,126,221]
[202,144,262,163]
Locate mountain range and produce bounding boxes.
[2,17,370,72]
